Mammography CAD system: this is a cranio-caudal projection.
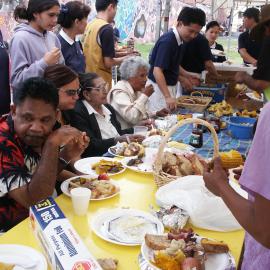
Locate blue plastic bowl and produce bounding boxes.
[227,116,257,140]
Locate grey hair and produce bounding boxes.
[119,56,150,80]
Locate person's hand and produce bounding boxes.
[44,47,61,65]
[165,97,177,111]
[235,71,248,84]
[48,126,89,161]
[138,119,155,130]
[156,108,170,117]
[251,60,257,67]
[203,157,229,197]
[180,77,195,91]
[232,168,243,181]
[187,75,201,87]
[142,85,154,97]
[116,134,145,143]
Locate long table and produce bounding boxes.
[0,170,244,270]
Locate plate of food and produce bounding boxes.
[0,244,47,270]
[61,175,120,201]
[211,49,226,57]
[141,229,235,270]
[108,142,145,158]
[74,157,125,176]
[246,91,263,102]
[91,208,164,246]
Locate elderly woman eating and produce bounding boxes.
[72,73,144,157]
[107,56,169,129]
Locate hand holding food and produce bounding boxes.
[219,150,244,169]
[44,47,61,65]
[142,84,154,97]
[203,157,229,197]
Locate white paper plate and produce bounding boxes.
[91,208,164,246]
[74,157,125,176]
[108,145,138,158]
[122,157,153,174]
[0,244,47,270]
[246,92,263,102]
[211,49,226,57]
[141,237,236,270]
[60,175,120,201]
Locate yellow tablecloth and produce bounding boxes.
[0,170,244,269]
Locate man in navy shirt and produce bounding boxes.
[238,7,262,66]
[148,7,206,112]
[181,33,219,77]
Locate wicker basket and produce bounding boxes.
[153,118,219,188]
[177,91,212,113]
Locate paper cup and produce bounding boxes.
[134,126,148,136]
[70,187,91,216]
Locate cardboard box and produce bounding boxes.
[29,197,102,270]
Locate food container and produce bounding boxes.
[177,92,212,113]
[153,118,219,188]
[30,197,102,270]
[193,83,228,103]
[226,116,257,140]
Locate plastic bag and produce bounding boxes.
[155,175,247,232]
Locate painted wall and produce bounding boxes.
[0,0,226,43]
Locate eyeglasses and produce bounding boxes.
[84,83,109,93]
[60,88,81,96]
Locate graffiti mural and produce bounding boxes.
[0,0,216,43]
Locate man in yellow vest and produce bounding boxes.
[82,0,129,88]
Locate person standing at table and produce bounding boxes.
[0,78,89,232]
[180,33,220,82]
[205,21,226,63]
[235,5,270,100]
[238,7,262,66]
[147,7,206,112]
[10,0,64,91]
[57,1,90,73]
[0,30,10,116]
[82,0,131,88]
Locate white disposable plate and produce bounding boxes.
[246,92,263,102]
[0,244,47,270]
[74,157,125,176]
[121,148,159,174]
[108,144,137,158]
[211,48,226,56]
[141,237,236,270]
[60,175,120,201]
[91,208,164,246]
[122,157,153,174]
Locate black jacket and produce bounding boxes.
[71,100,133,157]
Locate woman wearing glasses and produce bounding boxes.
[72,73,144,157]
[44,64,80,126]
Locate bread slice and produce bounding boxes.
[201,238,229,254]
[145,234,171,250]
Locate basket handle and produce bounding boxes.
[191,91,203,97]
[154,118,219,173]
